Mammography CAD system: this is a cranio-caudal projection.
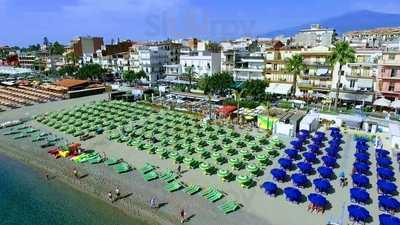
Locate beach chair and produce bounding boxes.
[217,201,240,214]
[139,163,155,174]
[104,158,120,166]
[160,170,177,183]
[113,162,131,174]
[164,181,184,192]
[141,171,159,181]
[183,184,202,195]
[201,187,224,202]
[87,155,103,164]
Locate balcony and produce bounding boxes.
[265,68,285,74]
[345,73,374,79]
[298,82,331,90]
[300,74,332,81]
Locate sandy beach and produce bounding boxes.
[1,94,398,225]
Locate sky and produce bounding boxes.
[2,0,400,47]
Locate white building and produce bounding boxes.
[180,51,221,77]
[293,24,335,48]
[138,45,170,83]
[331,48,382,104]
[233,52,265,81]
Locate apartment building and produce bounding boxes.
[297,46,333,96]
[180,51,221,78]
[293,24,335,48]
[377,51,400,100]
[233,52,265,81]
[345,28,400,49]
[331,49,382,104]
[93,41,133,73]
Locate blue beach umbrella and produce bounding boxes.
[350,187,370,204]
[261,181,278,196]
[376,149,390,158]
[377,167,395,180]
[285,149,299,160]
[322,155,337,168]
[284,187,302,203]
[377,179,397,195]
[377,157,393,168]
[353,162,370,175]
[308,144,320,154]
[278,158,294,170]
[354,152,369,162]
[303,152,317,163]
[291,173,309,188]
[318,166,334,179]
[379,195,400,212]
[297,161,313,175]
[290,140,302,149]
[308,193,328,208]
[271,168,287,182]
[379,214,400,225]
[352,173,370,188]
[348,204,371,223]
[313,178,331,194]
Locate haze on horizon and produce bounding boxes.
[2,0,400,46]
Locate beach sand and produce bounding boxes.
[1,95,398,225]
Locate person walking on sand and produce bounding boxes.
[150,196,158,209]
[73,168,78,179]
[115,187,120,200]
[177,164,181,176]
[180,209,186,223]
[108,191,113,202]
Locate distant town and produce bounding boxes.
[1,24,400,114]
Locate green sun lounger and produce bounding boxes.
[160,170,177,183]
[139,163,155,174]
[141,171,158,181]
[217,201,240,214]
[113,162,131,173]
[164,181,184,192]
[32,136,45,142]
[26,128,39,134]
[104,158,120,166]
[14,133,29,139]
[183,184,201,195]
[201,187,224,202]
[87,155,103,164]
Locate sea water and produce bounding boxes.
[0,154,144,225]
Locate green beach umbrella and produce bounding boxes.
[246,163,259,175]
[199,162,212,175]
[217,169,230,181]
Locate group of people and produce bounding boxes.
[107,187,121,203]
[307,203,325,214]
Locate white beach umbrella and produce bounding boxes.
[390,99,400,109]
[373,98,391,107]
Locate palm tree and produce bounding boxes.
[285,54,306,97]
[184,65,197,92]
[328,41,355,111]
[233,89,245,124]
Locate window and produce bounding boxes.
[389,54,396,60]
[389,83,395,92]
[350,80,356,88]
[391,68,397,77]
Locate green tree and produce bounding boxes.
[206,42,222,53]
[134,70,148,83]
[285,54,306,96]
[198,72,233,96]
[328,41,355,111]
[49,42,65,55]
[77,64,105,80]
[58,65,78,77]
[65,52,79,65]
[241,80,268,100]
[183,66,197,92]
[122,70,135,85]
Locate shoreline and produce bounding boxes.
[0,135,175,225]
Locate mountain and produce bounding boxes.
[261,10,400,38]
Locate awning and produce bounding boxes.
[217,105,237,116]
[357,79,373,89]
[329,92,373,102]
[390,99,400,109]
[316,68,329,76]
[266,83,292,95]
[373,98,392,107]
